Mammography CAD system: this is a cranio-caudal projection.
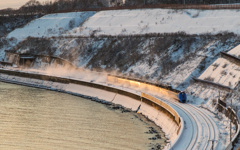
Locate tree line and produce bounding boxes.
[1,0,240,16]
[0,0,105,15]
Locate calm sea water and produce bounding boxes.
[0,82,166,150]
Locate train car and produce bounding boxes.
[178,91,187,103]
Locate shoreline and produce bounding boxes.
[0,68,180,147]
[0,77,168,149]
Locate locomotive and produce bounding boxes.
[178,91,187,103]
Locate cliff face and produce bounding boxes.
[6,33,240,90]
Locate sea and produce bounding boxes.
[0,82,166,150]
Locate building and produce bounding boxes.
[101,0,126,7]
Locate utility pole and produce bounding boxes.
[212,140,214,150]
[230,98,233,142]
[209,140,217,150]
[219,91,220,100]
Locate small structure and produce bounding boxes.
[19,54,36,67]
[4,52,77,69]
[0,61,13,67]
[102,0,125,7]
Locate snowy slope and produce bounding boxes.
[228,44,240,56]
[70,9,240,36]
[7,12,96,42]
[6,9,240,43]
[5,8,240,106]
[199,57,240,88]
[198,44,240,89]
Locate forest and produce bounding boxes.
[1,0,240,16]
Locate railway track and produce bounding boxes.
[164,99,219,150]
[167,101,198,150]
[188,104,219,149]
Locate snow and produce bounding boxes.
[228,44,240,57]
[6,9,240,43]
[112,94,141,110]
[4,7,240,150]
[163,56,204,88]
[198,44,240,89]
[66,83,116,102]
[69,9,240,36]
[138,102,179,143]
[199,58,240,88]
[184,43,240,148]
[127,61,159,76]
[7,12,96,42]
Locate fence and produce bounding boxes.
[221,51,240,66]
[193,77,232,92]
[217,101,240,150]
[141,92,181,128]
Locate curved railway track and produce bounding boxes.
[188,104,219,149]
[163,99,220,150]
[168,101,199,150]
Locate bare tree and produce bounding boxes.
[19,0,42,15]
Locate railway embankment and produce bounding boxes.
[0,68,183,148]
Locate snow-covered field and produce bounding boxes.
[72,9,240,36]
[6,9,240,42]
[7,12,95,42]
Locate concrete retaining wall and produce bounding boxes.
[107,75,183,143]
[141,93,181,127]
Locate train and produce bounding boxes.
[107,75,187,103]
[178,91,187,103]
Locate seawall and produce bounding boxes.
[0,69,182,147]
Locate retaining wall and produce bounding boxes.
[0,69,182,146]
[141,93,181,134]
[107,75,183,144]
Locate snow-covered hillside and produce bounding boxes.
[6,35,240,90]
[186,43,240,106]
[7,12,96,42]
[3,8,240,106]
[6,9,240,42]
[72,9,240,36]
